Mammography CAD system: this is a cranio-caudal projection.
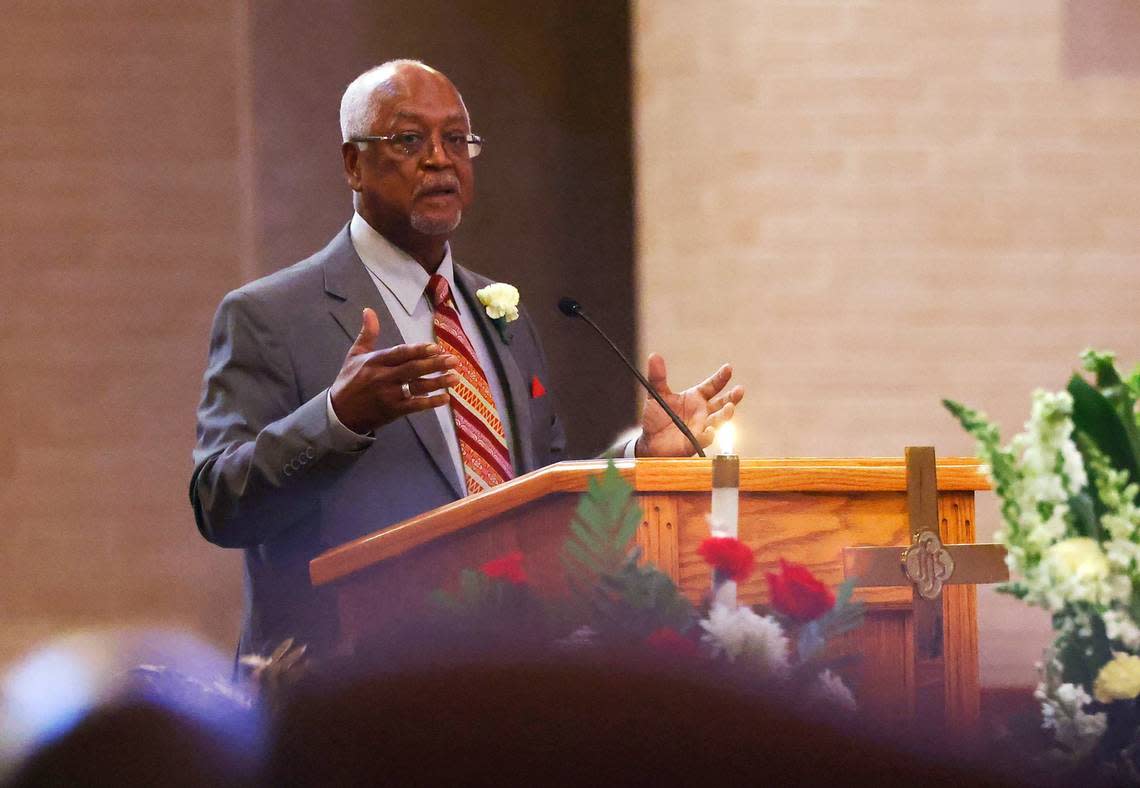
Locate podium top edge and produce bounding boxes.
[309,456,991,587]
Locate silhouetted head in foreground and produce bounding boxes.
[267,656,1020,787]
[6,699,254,788]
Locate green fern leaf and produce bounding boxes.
[559,460,696,636]
[616,505,642,548]
[563,460,643,581]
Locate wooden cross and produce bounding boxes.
[842,446,1009,727]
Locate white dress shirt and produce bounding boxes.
[324,212,516,491]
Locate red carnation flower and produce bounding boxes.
[697,536,756,582]
[645,627,699,660]
[480,551,527,585]
[766,559,834,622]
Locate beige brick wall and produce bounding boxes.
[0,1,248,667]
[634,0,1140,687]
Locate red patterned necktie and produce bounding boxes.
[427,274,515,493]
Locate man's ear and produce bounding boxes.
[342,142,363,192]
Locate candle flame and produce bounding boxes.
[716,422,736,455]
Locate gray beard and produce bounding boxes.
[410,209,462,236]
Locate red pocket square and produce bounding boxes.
[530,375,546,399]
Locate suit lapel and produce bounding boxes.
[454,266,535,475]
[322,226,465,498]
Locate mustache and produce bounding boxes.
[415,176,461,196]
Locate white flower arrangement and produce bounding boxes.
[700,603,791,679]
[1037,679,1107,757]
[947,349,1140,768]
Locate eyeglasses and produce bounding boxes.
[350,131,484,160]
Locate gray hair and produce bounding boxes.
[339,59,455,143]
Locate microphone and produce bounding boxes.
[557,297,706,458]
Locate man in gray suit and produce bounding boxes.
[191,61,744,658]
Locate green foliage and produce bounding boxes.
[794,577,865,663]
[999,581,1029,599]
[561,460,695,638]
[1082,350,1140,426]
[1125,365,1140,407]
[562,461,643,584]
[430,568,494,615]
[1069,372,1140,504]
[1054,607,1113,689]
[588,548,695,638]
[1068,490,1103,542]
[943,398,1025,540]
[429,566,551,646]
[818,577,865,640]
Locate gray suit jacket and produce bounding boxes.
[190,226,566,656]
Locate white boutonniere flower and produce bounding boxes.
[476,282,519,343]
[476,283,520,322]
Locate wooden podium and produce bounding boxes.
[310,457,991,727]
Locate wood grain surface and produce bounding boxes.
[311,457,988,586]
[940,492,981,728]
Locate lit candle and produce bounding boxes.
[710,423,740,606]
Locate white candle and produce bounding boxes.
[711,423,739,538]
[710,423,741,606]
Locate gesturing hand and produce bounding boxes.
[634,353,745,457]
[329,308,459,434]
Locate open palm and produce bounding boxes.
[635,353,745,457]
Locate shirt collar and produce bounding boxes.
[349,211,459,316]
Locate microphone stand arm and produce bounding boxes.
[570,308,707,459]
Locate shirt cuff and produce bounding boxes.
[326,389,374,451]
[624,433,640,459]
